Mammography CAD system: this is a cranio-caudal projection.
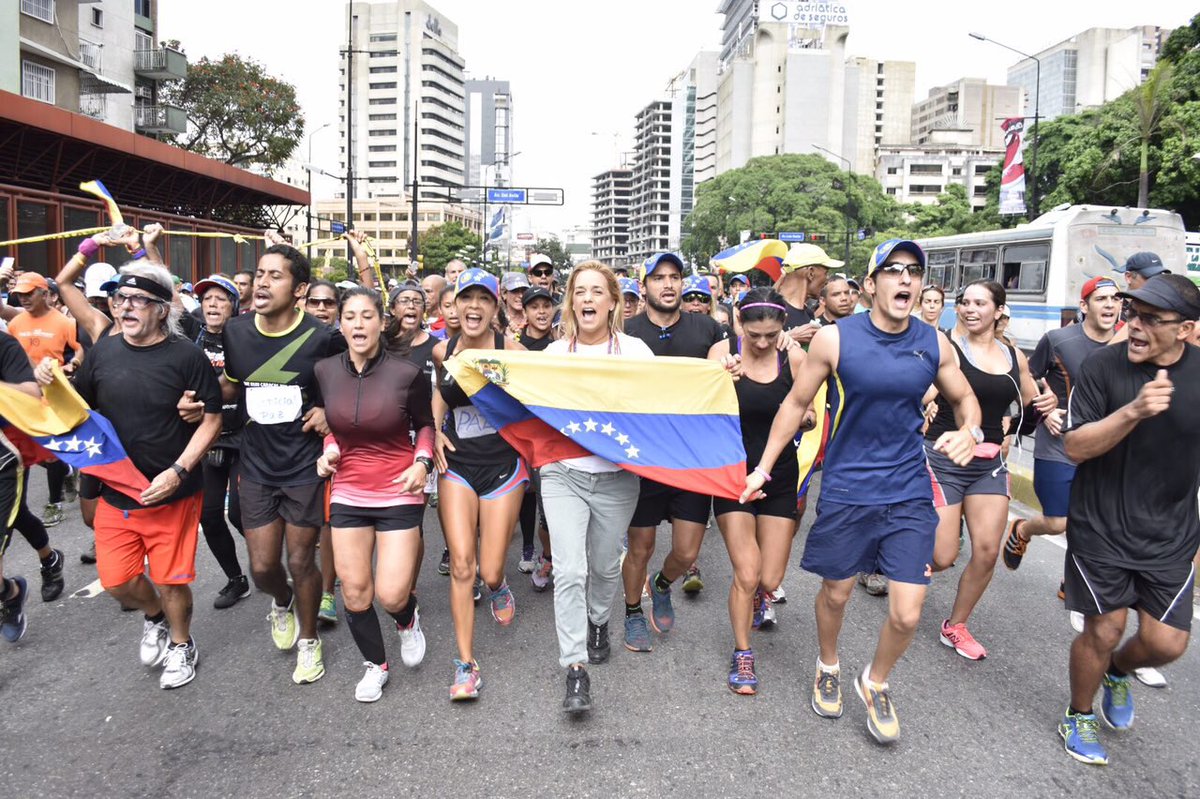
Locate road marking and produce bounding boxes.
[71,578,106,599]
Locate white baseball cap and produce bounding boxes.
[84,262,116,299]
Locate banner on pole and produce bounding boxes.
[999,117,1027,216]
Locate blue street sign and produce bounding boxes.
[330,221,346,234]
[857,229,867,241]
[487,188,527,204]
[779,232,805,242]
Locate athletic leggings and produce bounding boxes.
[43,460,67,505]
[12,470,49,552]
[200,449,244,579]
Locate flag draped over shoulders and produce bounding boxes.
[444,350,747,500]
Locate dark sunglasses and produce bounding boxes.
[876,262,925,279]
[1126,306,1185,328]
[682,293,710,303]
[306,297,338,308]
[530,268,554,278]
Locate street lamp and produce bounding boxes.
[969,31,1040,218]
[812,143,853,264]
[306,122,333,244]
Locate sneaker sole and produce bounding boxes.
[646,614,673,634]
[563,699,592,714]
[161,669,197,690]
[273,626,300,651]
[623,641,652,653]
[1098,703,1134,732]
[1134,669,1167,689]
[811,693,843,718]
[400,637,426,668]
[356,690,384,703]
[293,667,326,685]
[729,683,757,695]
[854,675,899,744]
[1059,729,1109,765]
[939,633,986,660]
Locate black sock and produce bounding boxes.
[145,610,166,624]
[1,578,14,602]
[40,550,58,566]
[345,606,387,666]
[387,595,416,628]
[625,603,643,617]
[1068,705,1092,716]
[653,571,671,593]
[1107,660,1128,678]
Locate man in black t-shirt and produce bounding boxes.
[1057,274,1200,766]
[69,266,222,690]
[622,252,731,650]
[0,332,42,645]
[221,239,342,686]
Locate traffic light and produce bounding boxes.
[809,233,826,243]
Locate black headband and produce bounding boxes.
[115,274,173,303]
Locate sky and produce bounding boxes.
[159,1,1193,236]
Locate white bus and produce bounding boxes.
[914,204,1187,349]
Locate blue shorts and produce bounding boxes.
[1033,458,1075,518]
[800,497,938,585]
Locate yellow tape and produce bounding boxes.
[0,228,263,249]
[0,227,112,248]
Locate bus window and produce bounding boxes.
[959,247,997,285]
[1001,243,1049,292]
[926,251,956,291]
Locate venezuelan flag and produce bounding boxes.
[445,350,747,500]
[78,179,124,227]
[0,365,149,502]
[711,239,788,283]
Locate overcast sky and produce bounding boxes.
[160,1,1192,236]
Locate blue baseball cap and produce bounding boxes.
[618,277,641,298]
[193,275,240,302]
[682,274,712,297]
[642,252,685,278]
[869,239,926,276]
[727,273,749,286]
[1115,251,1167,277]
[455,268,499,300]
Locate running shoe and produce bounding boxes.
[293,638,325,684]
[940,619,987,660]
[438,547,451,576]
[623,613,652,652]
[41,502,64,528]
[1059,710,1109,765]
[1002,518,1028,570]
[1070,611,1085,634]
[397,607,426,667]
[489,581,516,626]
[1100,672,1134,730]
[752,590,766,630]
[858,573,888,596]
[450,658,482,701]
[355,662,389,703]
[139,617,170,666]
[563,665,592,714]
[681,564,704,595]
[0,577,29,643]
[473,576,484,604]
[1134,667,1167,688]
[854,670,900,744]
[214,575,250,610]
[1057,581,1066,601]
[812,664,843,718]
[39,548,64,602]
[160,640,198,690]
[728,649,758,695]
[531,555,553,592]
[268,600,299,651]
[318,592,338,625]
[761,598,777,628]
[770,585,787,604]
[518,545,536,574]
[646,573,675,634]
[63,471,78,503]
[80,540,97,564]
[587,620,610,664]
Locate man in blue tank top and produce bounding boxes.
[742,239,981,745]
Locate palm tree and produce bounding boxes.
[1132,63,1175,207]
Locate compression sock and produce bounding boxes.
[625,603,643,617]
[345,605,387,666]
[653,570,672,594]
[387,595,417,628]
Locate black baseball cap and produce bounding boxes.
[1116,251,1168,277]
[1118,274,1200,321]
[522,286,554,306]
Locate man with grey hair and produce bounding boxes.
[444,259,467,287]
[58,263,222,690]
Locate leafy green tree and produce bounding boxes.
[531,237,573,269]
[160,53,304,170]
[311,257,350,283]
[902,184,1001,237]
[419,222,482,274]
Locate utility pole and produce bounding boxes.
[406,11,419,268]
[345,3,354,263]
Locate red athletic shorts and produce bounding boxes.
[95,494,202,588]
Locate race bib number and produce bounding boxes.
[245,384,303,425]
[452,406,496,439]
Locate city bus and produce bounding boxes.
[914,204,1187,349]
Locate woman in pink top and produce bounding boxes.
[314,287,435,703]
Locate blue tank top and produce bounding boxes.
[820,313,939,506]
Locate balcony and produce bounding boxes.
[134,46,188,81]
[134,104,187,135]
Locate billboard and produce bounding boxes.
[759,2,851,27]
[999,117,1027,216]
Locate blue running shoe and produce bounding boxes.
[1059,710,1109,765]
[728,649,758,695]
[623,613,652,652]
[1100,672,1134,730]
[647,573,674,634]
[1,576,28,643]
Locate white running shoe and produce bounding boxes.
[769,585,787,604]
[139,619,170,666]
[159,640,198,689]
[398,607,427,667]
[761,601,778,628]
[1069,611,1085,634]
[355,662,389,702]
[1134,666,1167,688]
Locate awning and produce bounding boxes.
[80,71,133,96]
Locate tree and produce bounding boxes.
[160,53,304,170]
[901,184,1001,238]
[419,222,482,274]
[311,257,350,284]
[531,237,573,269]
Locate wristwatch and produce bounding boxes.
[170,461,189,480]
[967,426,985,444]
[415,456,434,473]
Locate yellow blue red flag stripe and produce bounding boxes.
[79,180,124,226]
[711,239,788,282]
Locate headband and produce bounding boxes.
[739,302,787,312]
[114,273,173,303]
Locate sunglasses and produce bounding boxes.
[1126,306,1185,329]
[306,297,338,308]
[682,293,710,303]
[876,262,925,279]
[530,268,554,278]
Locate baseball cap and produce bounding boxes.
[846,277,861,291]
[389,284,427,306]
[455,268,499,300]
[618,277,641,298]
[1081,276,1118,301]
[783,243,844,271]
[643,252,685,278]
[522,286,554,306]
[1116,251,1168,278]
[529,253,553,270]
[869,239,927,277]
[1118,274,1200,321]
[181,282,194,293]
[727,273,749,286]
[11,273,49,294]
[682,274,712,296]
[84,263,117,298]
[501,271,530,292]
[193,275,240,303]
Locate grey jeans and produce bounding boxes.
[540,461,640,668]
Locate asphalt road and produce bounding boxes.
[2,474,1197,798]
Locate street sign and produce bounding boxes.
[487,188,527,203]
[330,221,346,235]
[779,232,806,242]
[857,229,867,241]
[527,189,564,206]
[516,233,535,241]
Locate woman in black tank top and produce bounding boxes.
[431,269,528,700]
[713,289,807,696]
[924,280,1058,661]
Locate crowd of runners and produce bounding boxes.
[0,224,1196,767]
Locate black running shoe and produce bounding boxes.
[587,620,610,664]
[40,548,64,602]
[214,575,251,609]
[438,548,451,576]
[563,666,592,714]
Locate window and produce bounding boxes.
[369,161,397,168]
[136,30,152,53]
[368,145,396,152]
[16,201,52,274]
[959,247,997,284]
[21,61,55,104]
[951,167,962,176]
[926,251,957,290]
[370,82,397,90]
[1000,242,1049,293]
[369,113,396,121]
[91,7,103,27]
[368,129,396,137]
[369,66,397,74]
[908,184,942,194]
[368,98,395,106]
[369,50,394,58]
[20,0,54,23]
[134,0,151,17]
[370,33,397,42]
[910,164,943,175]
[886,167,899,175]
[974,164,992,175]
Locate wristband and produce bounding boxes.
[129,248,147,261]
[753,466,772,483]
[77,238,100,258]
[170,462,188,480]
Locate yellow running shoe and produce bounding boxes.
[854,669,900,744]
[268,600,299,651]
[811,663,843,718]
[293,638,325,684]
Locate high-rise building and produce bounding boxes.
[911,78,1022,149]
[1007,26,1175,121]
[591,167,633,267]
[664,51,719,252]
[464,78,512,189]
[629,100,672,263]
[842,57,915,173]
[341,0,466,200]
[876,130,1003,210]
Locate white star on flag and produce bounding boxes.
[83,437,102,457]
[583,419,597,432]
[567,421,582,434]
[615,434,629,445]
[625,445,640,459]
[45,438,61,451]
[601,423,614,436]
[65,436,82,452]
